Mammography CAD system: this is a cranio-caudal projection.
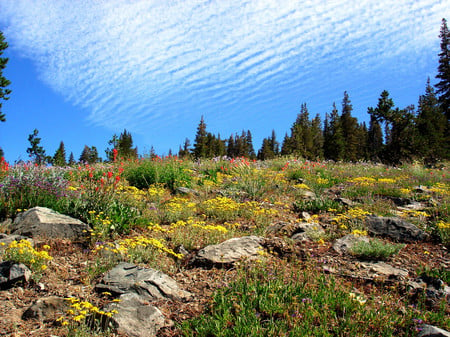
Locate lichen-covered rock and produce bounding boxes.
[333,234,370,254]
[103,293,169,337]
[364,215,429,242]
[192,236,264,267]
[0,261,31,289]
[11,207,90,240]
[22,296,67,321]
[95,262,191,302]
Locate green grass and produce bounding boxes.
[349,238,405,261]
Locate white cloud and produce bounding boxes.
[0,0,447,134]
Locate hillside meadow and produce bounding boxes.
[0,156,449,336]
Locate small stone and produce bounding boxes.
[22,296,67,321]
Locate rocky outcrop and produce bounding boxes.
[364,215,429,242]
[95,262,191,302]
[192,236,264,267]
[22,296,67,321]
[10,207,90,240]
[103,293,169,337]
[0,261,31,289]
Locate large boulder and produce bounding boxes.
[418,325,450,337]
[192,236,264,267]
[103,293,169,337]
[22,296,67,321]
[0,261,31,289]
[11,207,90,240]
[364,215,429,242]
[95,262,191,302]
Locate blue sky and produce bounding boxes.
[0,0,448,163]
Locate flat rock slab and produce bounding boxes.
[193,236,264,267]
[359,261,408,279]
[104,293,169,337]
[365,215,429,242]
[418,324,450,337]
[333,234,370,254]
[22,296,67,321]
[95,262,191,302]
[0,261,31,289]
[11,207,90,240]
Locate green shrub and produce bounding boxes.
[124,158,191,191]
[350,238,404,261]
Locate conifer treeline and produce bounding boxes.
[186,82,448,165]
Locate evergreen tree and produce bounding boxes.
[227,134,235,158]
[0,31,11,123]
[280,132,292,156]
[26,129,46,165]
[68,152,76,165]
[340,92,358,161]
[257,130,279,160]
[370,91,417,163]
[355,122,368,161]
[416,79,447,162]
[435,18,450,120]
[117,129,137,159]
[323,103,345,161]
[79,145,100,164]
[53,141,67,166]
[290,103,312,158]
[193,116,208,159]
[367,113,383,161]
[0,147,3,158]
[246,130,256,159]
[178,138,191,158]
[310,114,324,159]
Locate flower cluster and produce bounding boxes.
[2,239,52,273]
[57,297,118,327]
[332,208,371,230]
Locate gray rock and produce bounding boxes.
[0,234,33,251]
[334,197,355,207]
[175,187,199,195]
[333,234,370,254]
[360,261,408,279]
[290,222,325,242]
[418,324,450,337]
[104,293,169,337]
[22,296,67,321]
[193,236,264,267]
[365,215,429,242]
[11,207,90,240]
[95,262,191,302]
[0,261,31,289]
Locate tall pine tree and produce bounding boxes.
[323,103,344,161]
[26,129,46,165]
[0,31,11,123]
[436,18,450,120]
[340,92,358,161]
[53,141,67,166]
[193,116,208,159]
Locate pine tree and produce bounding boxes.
[257,130,278,160]
[117,129,137,159]
[290,103,312,158]
[367,113,383,161]
[178,138,191,158]
[280,132,292,156]
[79,145,92,163]
[0,31,11,123]
[246,130,256,159]
[323,103,345,161]
[53,141,67,166]
[340,92,358,161]
[0,147,4,158]
[355,122,368,161]
[26,129,46,165]
[68,152,76,165]
[193,116,208,159]
[227,134,235,158]
[416,79,447,162]
[310,114,324,159]
[436,18,450,120]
